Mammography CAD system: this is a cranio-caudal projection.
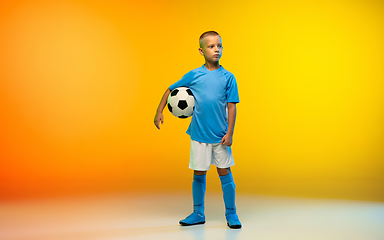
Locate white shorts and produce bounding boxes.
[189,140,235,171]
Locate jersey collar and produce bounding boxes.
[201,64,223,72]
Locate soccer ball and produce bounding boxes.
[167,87,195,118]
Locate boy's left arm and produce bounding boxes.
[221,102,237,146]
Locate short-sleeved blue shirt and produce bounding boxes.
[170,64,239,143]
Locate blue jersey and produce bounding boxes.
[170,64,239,143]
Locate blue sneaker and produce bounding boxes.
[226,213,242,229]
[179,212,205,226]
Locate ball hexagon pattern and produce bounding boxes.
[167,87,195,118]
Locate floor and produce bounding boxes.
[1,191,383,240]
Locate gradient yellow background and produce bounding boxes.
[0,0,383,201]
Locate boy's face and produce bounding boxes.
[199,35,223,63]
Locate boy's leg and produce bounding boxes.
[180,140,211,226]
[192,171,206,214]
[179,172,206,226]
[218,168,242,229]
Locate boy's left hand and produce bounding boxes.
[221,134,232,146]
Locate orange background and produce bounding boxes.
[0,0,383,201]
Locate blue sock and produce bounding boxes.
[219,172,236,216]
[192,174,206,215]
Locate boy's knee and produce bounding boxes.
[217,167,231,176]
[194,170,207,175]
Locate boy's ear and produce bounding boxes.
[198,48,204,56]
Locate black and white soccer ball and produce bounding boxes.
[167,87,195,118]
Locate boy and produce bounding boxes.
[154,31,241,229]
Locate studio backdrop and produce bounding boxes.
[0,0,383,201]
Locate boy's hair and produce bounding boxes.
[199,31,220,47]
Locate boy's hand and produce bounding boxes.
[221,134,232,146]
[154,112,164,129]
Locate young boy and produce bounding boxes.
[154,31,241,229]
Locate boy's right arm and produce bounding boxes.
[154,88,171,130]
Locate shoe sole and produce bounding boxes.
[227,222,242,229]
[179,221,205,226]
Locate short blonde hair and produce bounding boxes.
[199,31,220,47]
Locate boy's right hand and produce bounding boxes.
[154,112,164,129]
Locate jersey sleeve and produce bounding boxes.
[226,74,240,103]
[169,70,196,91]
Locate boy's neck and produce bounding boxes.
[204,61,221,71]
